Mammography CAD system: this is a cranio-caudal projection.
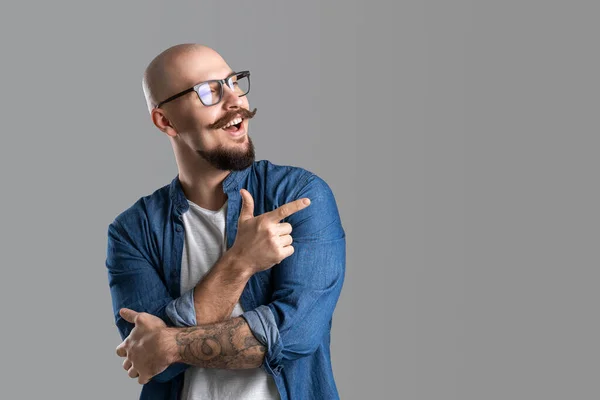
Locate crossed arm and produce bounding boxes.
[106,177,345,384]
[116,312,268,384]
[115,254,268,383]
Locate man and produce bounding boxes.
[105,43,346,400]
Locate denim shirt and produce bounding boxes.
[105,160,346,400]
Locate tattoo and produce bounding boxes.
[175,317,266,369]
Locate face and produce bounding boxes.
[153,50,257,171]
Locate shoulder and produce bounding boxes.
[252,160,343,238]
[251,159,312,183]
[250,159,332,198]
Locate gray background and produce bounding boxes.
[0,0,598,399]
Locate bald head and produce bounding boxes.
[142,44,230,113]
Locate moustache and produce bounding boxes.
[208,108,258,129]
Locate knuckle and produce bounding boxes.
[278,207,287,219]
[257,217,268,231]
[269,236,279,247]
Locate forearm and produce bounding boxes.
[192,250,253,324]
[164,316,265,369]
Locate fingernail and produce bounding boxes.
[303,198,310,205]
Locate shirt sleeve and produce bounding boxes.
[165,288,197,327]
[241,174,346,376]
[106,219,190,383]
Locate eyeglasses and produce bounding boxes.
[155,70,251,108]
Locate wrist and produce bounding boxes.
[161,327,181,364]
[223,248,255,280]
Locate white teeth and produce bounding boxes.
[224,117,242,128]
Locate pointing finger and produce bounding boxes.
[267,198,311,222]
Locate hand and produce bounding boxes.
[229,189,311,274]
[115,308,176,385]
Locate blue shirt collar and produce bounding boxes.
[169,165,252,214]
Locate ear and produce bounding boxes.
[151,108,178,138]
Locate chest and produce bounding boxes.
[171,202,275,310]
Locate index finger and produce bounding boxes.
[266,198,311,222]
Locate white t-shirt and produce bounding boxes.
[179,199,280,400]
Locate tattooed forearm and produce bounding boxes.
[173,317,266,369]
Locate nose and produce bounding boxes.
[221,84,244,109]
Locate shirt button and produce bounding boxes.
[176,225,183,232]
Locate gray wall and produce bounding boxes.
[1,1,598,399]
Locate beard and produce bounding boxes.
[196,135,255,171]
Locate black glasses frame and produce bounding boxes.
[155,70,251,108]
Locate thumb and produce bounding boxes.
[239,189,254,221]
[119,308,139,324]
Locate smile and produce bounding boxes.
[223,116,243,129]
[222,117,245,137]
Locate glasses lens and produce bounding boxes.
[196,81,222,106]
[230,73,250,96]
[195,73,250,106]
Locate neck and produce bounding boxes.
[177,155,231,212]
